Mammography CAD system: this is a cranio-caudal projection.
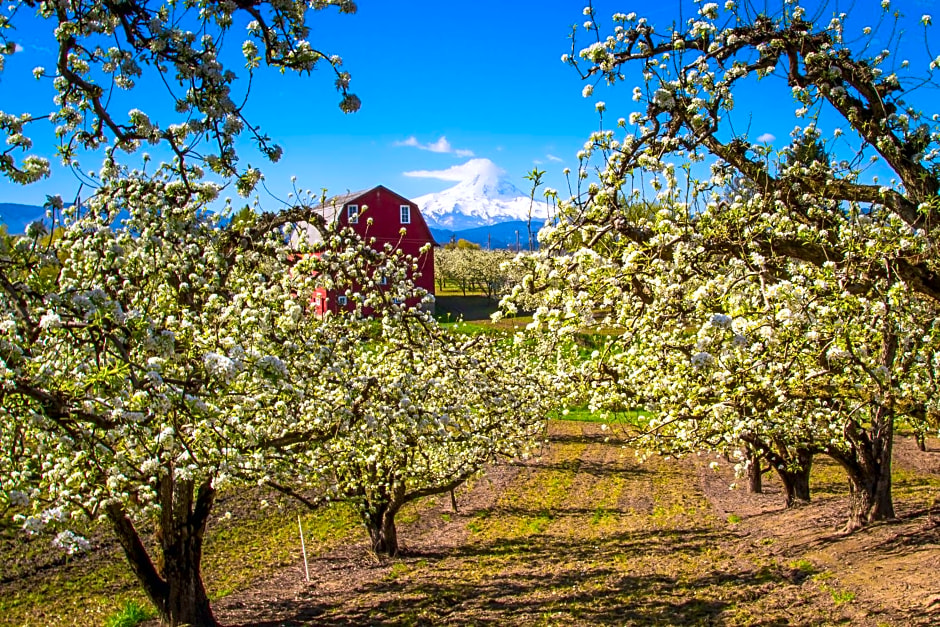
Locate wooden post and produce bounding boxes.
[298,515,309,582]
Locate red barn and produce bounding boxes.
[291,185,436,316]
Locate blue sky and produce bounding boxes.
[1,0,938,209]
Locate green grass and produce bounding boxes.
[104,600,155,627]
[0,495,362,626]
[892,467,940,501]
[438,319,506,336]
[516,511,555,535]
[203,501,360,598]
[550,406,650,425]
[384,562,411,581]
[590,506,615,525]
[825,586,857,605]
[6,422,934,626]
[808,456,850,497]
[466,509,490,534]
[789,559,817,575]
[810,455,940,503]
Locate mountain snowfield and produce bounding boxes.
[412,159,551,232]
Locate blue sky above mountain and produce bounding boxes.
[1,1,936,209]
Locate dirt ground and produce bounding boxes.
[202,423,940,626]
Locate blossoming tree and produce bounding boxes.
[435,246,520,299]
[0,1,373,625]
[298,324,551,556]
[0,0,359,186]
[0,163,434,625]
[514,0,940,530]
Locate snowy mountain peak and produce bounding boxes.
[410,159,549,231]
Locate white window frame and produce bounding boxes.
[400,205,411,224]
[337,295,348,306]
[347,205,359,224]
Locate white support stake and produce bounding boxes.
[298,514,310,582]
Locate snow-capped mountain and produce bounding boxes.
[413,159,550,231]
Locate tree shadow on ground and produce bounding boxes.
[511,458,655,479]
[542,431,636,447]
[237,522,793,626]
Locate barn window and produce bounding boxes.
[337,295,348,306]
[347,205,359,224]
[400,205,411,224]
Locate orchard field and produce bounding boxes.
[5,1,940,626]
[2,419,938,626]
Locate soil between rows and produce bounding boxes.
[204,421,940,626]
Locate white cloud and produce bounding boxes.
[14,43,24,53]
[404,158,504,183]
[756,133,776,143]
[546,154,563,162]
[396,136,421,149]
[395,135,474,157]
[424,137,452,153]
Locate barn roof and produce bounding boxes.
[322,189,371,211]
[289,185,436,248]
[288,188,370,247]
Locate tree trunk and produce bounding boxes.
[775,451,812,507]
[741,435,814,508]
[909,406,930,452]
[831,406,896,532]
[106,477,218,627]
[365,482,408,557]
[366,503,401,557]
[159,523,215,626]
[843,461,895,531]
[745,447,762,494]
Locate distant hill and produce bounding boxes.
[0,203,47,234]
[0,202,228,235]
[431,220,545,251]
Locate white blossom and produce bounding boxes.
[53,530,91,555]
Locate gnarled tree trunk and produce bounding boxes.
[365,482,406,557]
[106,476,217,627]
[829,406,896,532]
[366,504,401,556]
[773,448,813,507]
[740,435,814,508]
[744,445,762,494]
[907,406,931,452]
